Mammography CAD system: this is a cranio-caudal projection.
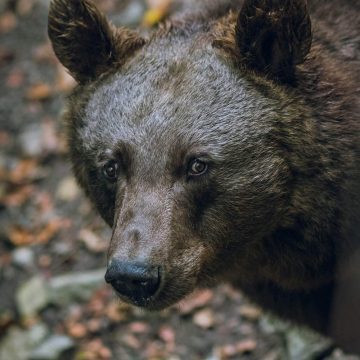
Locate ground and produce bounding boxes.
[0,1,359,359]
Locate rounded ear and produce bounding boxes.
[48,0,145,84]
[236,0,312,82]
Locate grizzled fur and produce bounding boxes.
[49,0,359,349]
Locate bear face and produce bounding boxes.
[64,33,301,308]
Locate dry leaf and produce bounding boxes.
[218,339,257,358]
[25,83,52,101]
[238,305,262,321]
[67,322,88,338]
[178,289,214,314]
[7,159,39,184]
[129,321,150,334]
[143,0,171,26]
[6,68,24,88]
[8,219,63,246]
[0,12,17,33]
[1,185,34,207]
[79,229,107,253]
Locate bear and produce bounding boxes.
[48,0,359,352]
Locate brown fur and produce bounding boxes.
[48,0,360,352]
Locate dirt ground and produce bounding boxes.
[0,1,359,359]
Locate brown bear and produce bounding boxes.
[48,0,359,352]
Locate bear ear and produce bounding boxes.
[48,0,145,84]
[235,0,312,82]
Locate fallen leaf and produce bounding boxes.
[143,0,171,26]
[38,254,52,268]
[78,229,108,253]
[128,321,150,334]
[178,289,214,314]
[105,301,129,322]
[1,185,34,207]
[159,325,175,351]
[16,0,35,16]
[6,68,24,88]
[25,83,52,101]
[218,339,257,358]
[0,12,17,33]
[238,305,262,321]
[7,159,39,184]
[8,219,64,246]
[79,339,112,360]
[67,322,88,338]
[121,333,141,349]
[41,118,60,154]
[86,318,102,333]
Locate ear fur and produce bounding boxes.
[48,0,145,83]
[236,0,312,82]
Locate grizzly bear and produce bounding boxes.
[48,0,359,352]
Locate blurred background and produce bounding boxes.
[0,1,359,359]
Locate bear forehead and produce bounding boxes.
[80,41,278,152]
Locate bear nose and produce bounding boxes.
[105,260,161,305]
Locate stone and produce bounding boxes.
[30,335,74,360]
[0,324,48,360]
[16,276,49,317]
[18,124,43,157]
[12,247,35,268]
[48,269,105,305]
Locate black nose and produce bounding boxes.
[105,260,161,305]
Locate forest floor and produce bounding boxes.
[0,1,359,359]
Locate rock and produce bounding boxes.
[18,124,43,157]
[56,176,80,202]
[193,308,216,329]
[260,315,333,360]
[12,247,35,269]
[286,327,333,360]
[48,269,105,305]
[16,276,49,317]
[111,0,146,27]
[30,335,74,360]
[0,324,48,360]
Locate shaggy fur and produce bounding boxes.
[49,0,359,351]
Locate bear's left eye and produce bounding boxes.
[188,159,208,177]
[103,160,119,182]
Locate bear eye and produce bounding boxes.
[188,159,208,177]
[103,160,119,182]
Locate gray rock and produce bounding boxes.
[30,335,74,360]
[12,247,35,269]
[48,268,106,305]
[16,276,49,317]
[260,315,333,360]
[286,327,333,360]
[0,324,48,360]
[18,124,43,157]
[111,0,146,27]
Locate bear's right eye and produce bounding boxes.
[103,161,119,182]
